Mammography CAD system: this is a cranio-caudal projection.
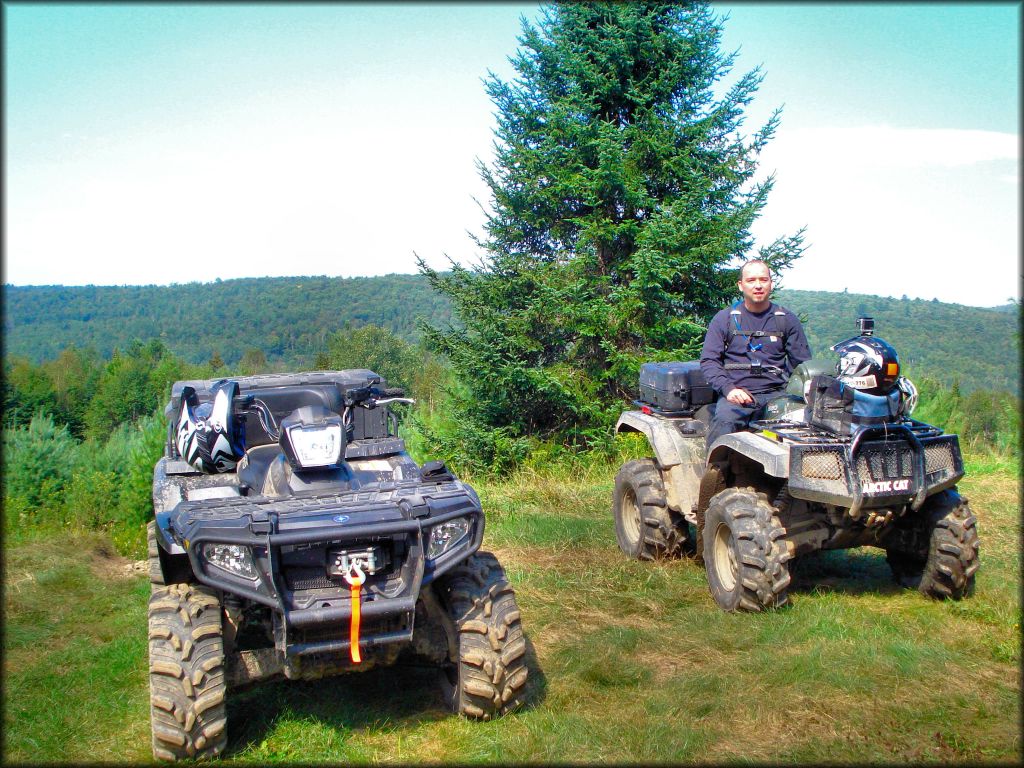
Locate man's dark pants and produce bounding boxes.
[706,389,785,448]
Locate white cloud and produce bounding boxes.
[762,125,1018,171]
[751,126,1020,307]
[5,108,496,286]
[5,120,1018,307]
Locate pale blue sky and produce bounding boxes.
[3,2,1019,307]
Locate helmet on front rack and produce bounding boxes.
[175,379,245,473]
[832,336,900,396]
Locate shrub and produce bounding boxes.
[111,412,166,558]
[2,413,79,522]
[64,470,121,530]
[915,377,1019,457]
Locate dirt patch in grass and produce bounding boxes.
[85,538,146,581]
[4,529,144,585]
[646,643,733,683]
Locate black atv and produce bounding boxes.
[612,319,980,612]
[148,370,527,760]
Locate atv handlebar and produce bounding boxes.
[341,385,414,408]
[375,397,416,407]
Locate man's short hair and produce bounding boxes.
[740,259,771,279]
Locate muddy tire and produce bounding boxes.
[148,521,166,586]
[148,583,228,760]
[702,487,791,611]
[613,459,688,560]
[438,551,528,719]
[886,490,980,599]
[919,491,980,599]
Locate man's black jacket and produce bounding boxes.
[700,301,811,396]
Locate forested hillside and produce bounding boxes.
[2,275,452,368]
[3,276,1018,394]
[775,289,1020,394]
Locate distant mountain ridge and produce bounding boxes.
[773,289,1019,395]
[3,276,1018,395]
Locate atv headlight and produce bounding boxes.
[285,423,343,468]
[428,518,471,559]
[202,543,258,580]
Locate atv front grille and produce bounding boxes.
[801,450,844,481]
[284,567,348,591]
[924,442,955,474]
[790,446,848,497]
[855,441,914,483]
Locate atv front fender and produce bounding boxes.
[707,431,790,478]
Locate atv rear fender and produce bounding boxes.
[614,410,705,515]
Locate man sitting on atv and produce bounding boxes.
[700,259,812,447]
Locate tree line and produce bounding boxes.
[3,274,451,367]
[4,279,1016,400]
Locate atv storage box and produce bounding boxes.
[638,361,715,414]
[166,370,392,449]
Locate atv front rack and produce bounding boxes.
[780,422,964,517]
[749,416,944,444]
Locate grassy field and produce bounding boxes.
[3,454,1019,764]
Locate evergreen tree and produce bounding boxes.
[419,1,803,449]
[43,345,103,438]
[3,356,58,429]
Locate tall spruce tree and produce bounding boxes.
[419,2,803,453]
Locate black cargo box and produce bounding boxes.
[638,361,715,413]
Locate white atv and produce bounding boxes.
[612,320,979,612]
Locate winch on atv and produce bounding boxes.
[147,369,528,760]
[612,318,980,612]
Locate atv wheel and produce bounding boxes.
[884,548,925,587]
[702,487,791,611]
[438,552,528,720]
[613,459,688,560]
[919,491,980,599]
[886,491,980,599]
[148,583,228,760]
[147,521,165,586]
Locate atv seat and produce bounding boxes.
[237,444,287,493]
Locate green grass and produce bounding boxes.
[3,456,1020,764]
